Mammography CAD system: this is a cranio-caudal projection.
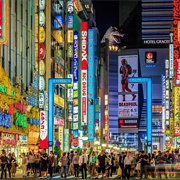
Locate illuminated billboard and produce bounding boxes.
[81,22,88,125]
[87,29,95,140]
[174,87,180,136]
[118,55,138,128]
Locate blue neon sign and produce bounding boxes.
[129,77,152,152]
[48,78,72,151]
[87,29,95,140]
[73,31,78,83]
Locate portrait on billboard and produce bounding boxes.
[118,55,138,128]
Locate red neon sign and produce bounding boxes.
[81,21,88,125]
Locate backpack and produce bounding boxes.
[126,64,132,74]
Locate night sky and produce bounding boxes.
[92,0,119,39]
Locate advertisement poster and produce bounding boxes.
[118,55,138,128]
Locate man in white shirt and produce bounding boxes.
[124,152,133,180]
[79,151,88,179]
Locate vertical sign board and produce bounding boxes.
[64,129,69,152]
[40,110,48,148]
[173,0,180,85]
[0,0,8,44]
[81,22,88,125]
[87,29,95,140]
[174,87,180,136]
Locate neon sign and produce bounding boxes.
[81,22,88,125]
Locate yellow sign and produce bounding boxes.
[178,21,180,44]
[39,60,45,76]
[52,30,63,43]
[67,30,73,43]
[174,87,180,127]
[54,94,64,107]
[39,27,45,43]
[170,117,174,137]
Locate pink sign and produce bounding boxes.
[54,117,64,126]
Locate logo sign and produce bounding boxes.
[39,11,45,26]
[39,0,45,10]
[39,43,45,59]
[39,60,45,76]
[0,0,8,44]
[81,22,88,125]
[39,92,45,108]
[73,31,78,83]
[39,76,45,91]
[67,0,73,13]
[40,111,48,148]
[67,15,73,28]
[145,52,156,63]
[39,27,46,43]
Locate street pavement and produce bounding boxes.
[8,170,180,179]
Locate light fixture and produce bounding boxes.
[94,141,100,145]
[108,144,113,148]
[102,144,106,147]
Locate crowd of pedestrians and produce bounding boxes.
[0,148,180,179]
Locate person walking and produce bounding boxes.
[89,151,97,178]
[72,151,79,178]
[40,148,48,179]
[96,150,107,179]
[59,152,69,179]
[10,152,17,177]
[139,151,149,179]
[48,151,55,179]
[79,150,88,179]
[0,151,8,179]
[21,153,28,177]
[124,152,134,180]
[7,153,13,179]
[118,152,126,179]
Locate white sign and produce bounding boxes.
[19,135,28,144]
[67,88,73,102]
[169,44,174,78]
[39,0,45,10]
[39,92,44,108]
[39,76,45,91]
[40,111,48,141]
